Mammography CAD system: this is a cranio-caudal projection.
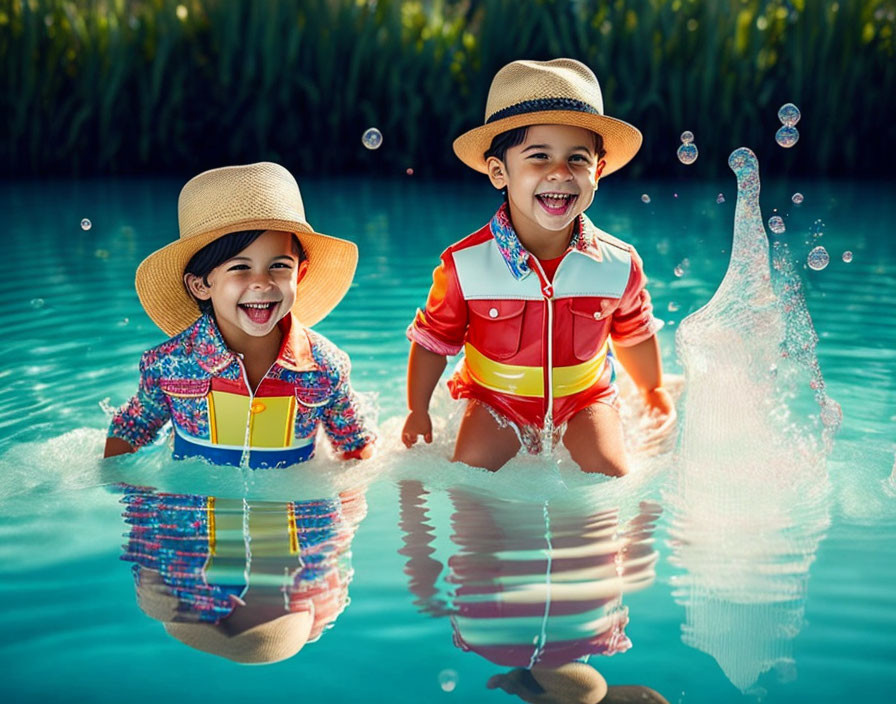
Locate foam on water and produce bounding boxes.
[667,148,836,692]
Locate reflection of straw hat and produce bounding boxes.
[164,613,313,665]
[136,162,358,337]
[453,59,642,177]
[135,568,313,665]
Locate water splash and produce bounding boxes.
[668,148,836,692]
[775,104,801,148]
[808,246,830,271]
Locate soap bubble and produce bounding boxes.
[405,167,414,175]
[775,126,800,148]
[807,246,830,271]
[362,127,383,150]
[791,192,804,205]
[641,194,651,203]
[777,103,801,126]
[668,301,680,312]
[438,669,458,693]
[30,298,45,309]
[716,193,725,204]
[677,143,698,165]
[841,251,853,263]
[80,218,92,231]
[768,216,786,234]
[673,259,690,277]
[680,131,695,144]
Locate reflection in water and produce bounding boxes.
[119,485,366,664]
[670,149,835,692]
[399,481,669,702]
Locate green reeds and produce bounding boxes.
[1,0,893,178]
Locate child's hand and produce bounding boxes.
[639,386,677,454]
[402,411,433,447]
[644,386,676,423]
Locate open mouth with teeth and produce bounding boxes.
[536,192,578,215]
[238,301,280,325]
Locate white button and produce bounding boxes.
[593,311,602,320]
[489,308,499,318]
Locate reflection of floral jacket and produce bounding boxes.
[408,204,662,428]
[109,313,374,468]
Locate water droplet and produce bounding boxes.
[674,266,684,277]
[677,143,698,165]
[791,192,804,205]
[438,669,458,693]
[80,218,92,230]
[641,193,651,203]
[117,317,129,326]
[405,167,414,176]
[810,219,825,237]
[30,298,45,309]
[775,125,800,148]
[768,216,786,234]
[841,250,853,263]
[362,127,383,150]
[680,130,695,144]
[673,192,679,198]
[667,301,680,312]
[807,246,830,271]
[673,259,689,277]
[716,193,725,204]
[777,103,801,126]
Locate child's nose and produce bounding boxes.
[249,271,275,288]
[548,162,573,180]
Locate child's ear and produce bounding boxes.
[594,159,607,186]
[184,273,211,300]
[296,259,310,284]
[486,157,508,190]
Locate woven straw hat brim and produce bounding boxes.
[136,219,357,338]
[453,109,642,177]
[164,610,314,664]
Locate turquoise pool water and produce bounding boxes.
[1,173,895,703]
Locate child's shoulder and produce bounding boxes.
[138,318,207,371]
[442,222,494,257]
[306,328,352,377]
[583,219,636,255]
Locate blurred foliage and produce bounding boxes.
[0,0,893,178]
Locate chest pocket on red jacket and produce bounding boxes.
[569,298,618,361]
[467,300,526,361]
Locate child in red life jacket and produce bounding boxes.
[105,162,375,468]
[402,59,675,475]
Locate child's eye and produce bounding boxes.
[270,262,294,270]
[570,154,592,164]
[227,264,251,271]
[528,152,549,160]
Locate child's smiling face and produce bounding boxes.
[185,230,305,345]
[487,124,606,249]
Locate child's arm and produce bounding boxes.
[320,357,376,460]
[403,253,468,447]
[104,351,171,458]
[613,336,675,419]
[401,342,447,447]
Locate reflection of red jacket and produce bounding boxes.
[408,206,661,428]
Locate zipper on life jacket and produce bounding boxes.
[233,354,276,468]
[528,256,555,454]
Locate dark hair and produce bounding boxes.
[184,230,305,314]
[483,126,608,163]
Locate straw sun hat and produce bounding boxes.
[453,58,642,177]
[136,162,358,337]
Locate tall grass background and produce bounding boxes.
[1,0,893,178]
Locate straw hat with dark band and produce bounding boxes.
[136,162,358,337]
[453,58,642,177]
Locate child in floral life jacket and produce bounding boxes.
[105,162,375,468]
[402,59,674,475]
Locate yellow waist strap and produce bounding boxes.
[463,342,608,398]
